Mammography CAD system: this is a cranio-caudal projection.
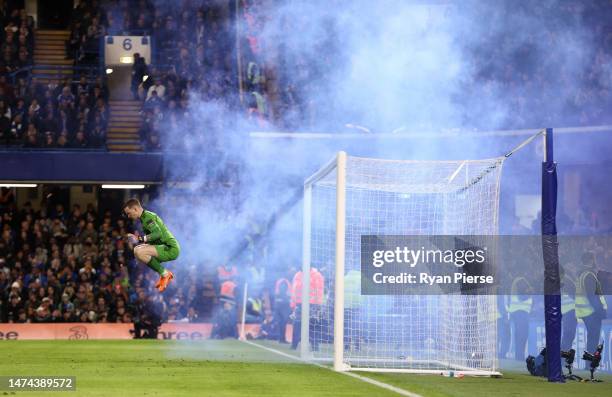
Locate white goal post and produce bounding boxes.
[301,151,504,376]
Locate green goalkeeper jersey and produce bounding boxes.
[140,210,177,245]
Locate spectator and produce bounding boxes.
[14,79,28,101]
[23,122,38,147]
[92,96,109,123]
[28,98,40,116]
[144,132,161,151]
[146,77,165,101]
[71,129,89,148]
[42,132,55,149]
[83,17,105,63]
[66,20,83,60]
[57,86,76,110]
[57,109,74,136]
[193,281,217,322]
[0,100,11,120]
[131,52,148,100]
[75,76,90,99]
[274,274,292,343]
[144,89,162,110]
[39,111,58,136]
[256,309,278,341]
[6,113,24,144]
[5,290,23,322]
[15,47,29,71]
[89,114,106,147]
[0,50,15,74]
[0,109,11,144]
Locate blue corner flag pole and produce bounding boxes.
[541,127,564,382]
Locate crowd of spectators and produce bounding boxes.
[65,0,243,152]
[61,0,612,145]
[67,1,106,65]
[0,190,291,343]
[0,190,215,326]
[4,0,260,152]
[0,4,111,149]
[4,1,612,150]
[95,0,612,141]
[0,73,110,148]
[0,190,138,323]
[0,7,34,78]
[126,0,240,152]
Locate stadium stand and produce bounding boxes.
[122,0,242,152]
[0,192,217,325]
[0,1,113,150]
[3,1,612,150]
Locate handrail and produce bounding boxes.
[7,65,33,79]
[0,147,108,153]
[9,64,103,84]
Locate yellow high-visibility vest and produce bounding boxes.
[495,296,502,320]
[497,295,510,320]
[508,277,532,313]
[575,270,608,319]
[561,274,576,315]
[344,270,363,309]
[248,298,262,314]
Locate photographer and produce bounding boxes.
[211,298,238,339]
[133,294,164,339]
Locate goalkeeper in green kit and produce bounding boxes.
[123,198,180,292]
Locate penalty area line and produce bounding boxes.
[240,339,423,397]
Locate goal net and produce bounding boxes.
[301,151,503,375]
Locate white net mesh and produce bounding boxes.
[304,154,504,373]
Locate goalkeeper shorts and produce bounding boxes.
[154,239,180,262]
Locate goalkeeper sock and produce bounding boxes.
[146,257,166,276]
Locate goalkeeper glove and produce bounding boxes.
[128,234,146,245]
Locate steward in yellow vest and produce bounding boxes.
[575,252,608,353]
[508,277,532,361]
[560,269,578,351]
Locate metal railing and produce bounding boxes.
[8,65,103,85]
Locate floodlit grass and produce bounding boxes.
[1,339,611,396]
[0,340,397,397]
[363,367,612,397]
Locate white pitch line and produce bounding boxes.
[241,340,423,397]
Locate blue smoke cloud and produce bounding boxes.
[150,0,610,269]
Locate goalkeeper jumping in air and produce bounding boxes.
[123,198,180,292]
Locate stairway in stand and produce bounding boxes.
[32,30,72,85]
[107,101,142,152]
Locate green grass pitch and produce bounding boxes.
[1,340,611,396]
